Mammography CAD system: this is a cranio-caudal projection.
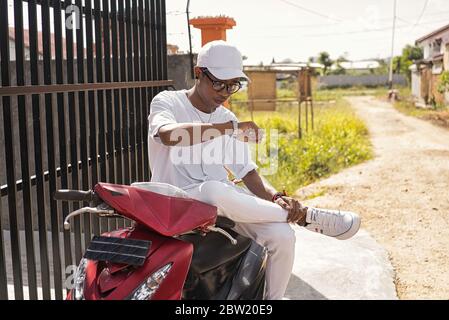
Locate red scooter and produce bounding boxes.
[55,182,267,300]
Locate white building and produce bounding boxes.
[411,24,449,106]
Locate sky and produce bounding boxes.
[166,0,449,65]
[6,0,449,65]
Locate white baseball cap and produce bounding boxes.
[196,40,249,81]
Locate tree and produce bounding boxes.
[317,51,333,75]
[331,54,348,75]
[395,45,424,81]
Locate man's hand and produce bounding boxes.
[236,121,264,143]
[274,196,308,226]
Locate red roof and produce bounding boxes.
[8,27,96,59]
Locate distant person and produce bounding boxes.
[147,40,361,300]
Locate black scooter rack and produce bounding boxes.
[84,236,151,266]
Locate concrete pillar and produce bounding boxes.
[189,16,236,46]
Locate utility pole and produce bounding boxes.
[186,0,194,79]
[388,0,397,89]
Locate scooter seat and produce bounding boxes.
[180,229,252,274]
[131,182,191,199]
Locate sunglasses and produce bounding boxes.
[200,68,242,95]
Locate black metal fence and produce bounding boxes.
[0,0,171,300]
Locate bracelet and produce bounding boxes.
[272,191,286,203]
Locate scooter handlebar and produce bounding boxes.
[53,189,98,203]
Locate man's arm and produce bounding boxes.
[158,122,233,147]
[157,121,262,147]
[242,169,307,224]
[241,169,277,202]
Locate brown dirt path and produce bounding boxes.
[295,96,449,299]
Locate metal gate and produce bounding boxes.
[0,0,171,300]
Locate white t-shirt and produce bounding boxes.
[147,90,258,190]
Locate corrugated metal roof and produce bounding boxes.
[415,23,449,44]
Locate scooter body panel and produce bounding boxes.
[94,183,217,236]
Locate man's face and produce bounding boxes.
[194,67,242,109]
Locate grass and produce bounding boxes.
[375,87,449,128]
[303,187,328,200]
[313,86,390,102]
[230,86,396,103]
[230,90,373,195]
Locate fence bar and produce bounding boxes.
[125,0,136,228]
[147,0,157,184]
[139,0,149,181]
[160,0,168,81]
[0,0,24,301]
[28,0,52,300]
[132,0,143,182]
[85,0,100,239]
[110,0,124,229]
[66,0,80,280]
[103,0,115,185]
[118,0,129,228]
[150,0,158,84]
[0,197,7,299]
[0,80,174,96]
[111,0,123,187]
[54,1,72,296]
[126,0,137,185]
[93,0,108,234]
[42,0,64,300]
[74,0,85,265]
[155,0,163,82]
[102,0,117,231]
[14,0,39,300]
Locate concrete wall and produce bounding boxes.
[167,54,197,90]
[317,74,407,89]
[411,71,421,99]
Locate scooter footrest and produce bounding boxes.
[84,236,151,266]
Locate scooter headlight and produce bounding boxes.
[129,263,172,300]
[73,258,88,300]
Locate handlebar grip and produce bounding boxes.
[53,189,96,202]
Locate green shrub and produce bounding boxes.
[253,102,372,194]
[437,71,449,94]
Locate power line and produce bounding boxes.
[303,17,449,37]
[263,9,449,30]
[388,0,397,89]
[278,0,342,22]
[413,0,430,27]
[242,17,449,40]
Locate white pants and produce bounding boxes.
[184,180,296,300]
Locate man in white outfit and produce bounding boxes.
[147,40,361,300]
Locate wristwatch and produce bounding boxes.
[230,120,238,137]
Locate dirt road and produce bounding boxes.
[296,96,449,299]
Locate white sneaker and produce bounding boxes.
[304,207,361,240]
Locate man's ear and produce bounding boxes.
[193,66,201,80]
